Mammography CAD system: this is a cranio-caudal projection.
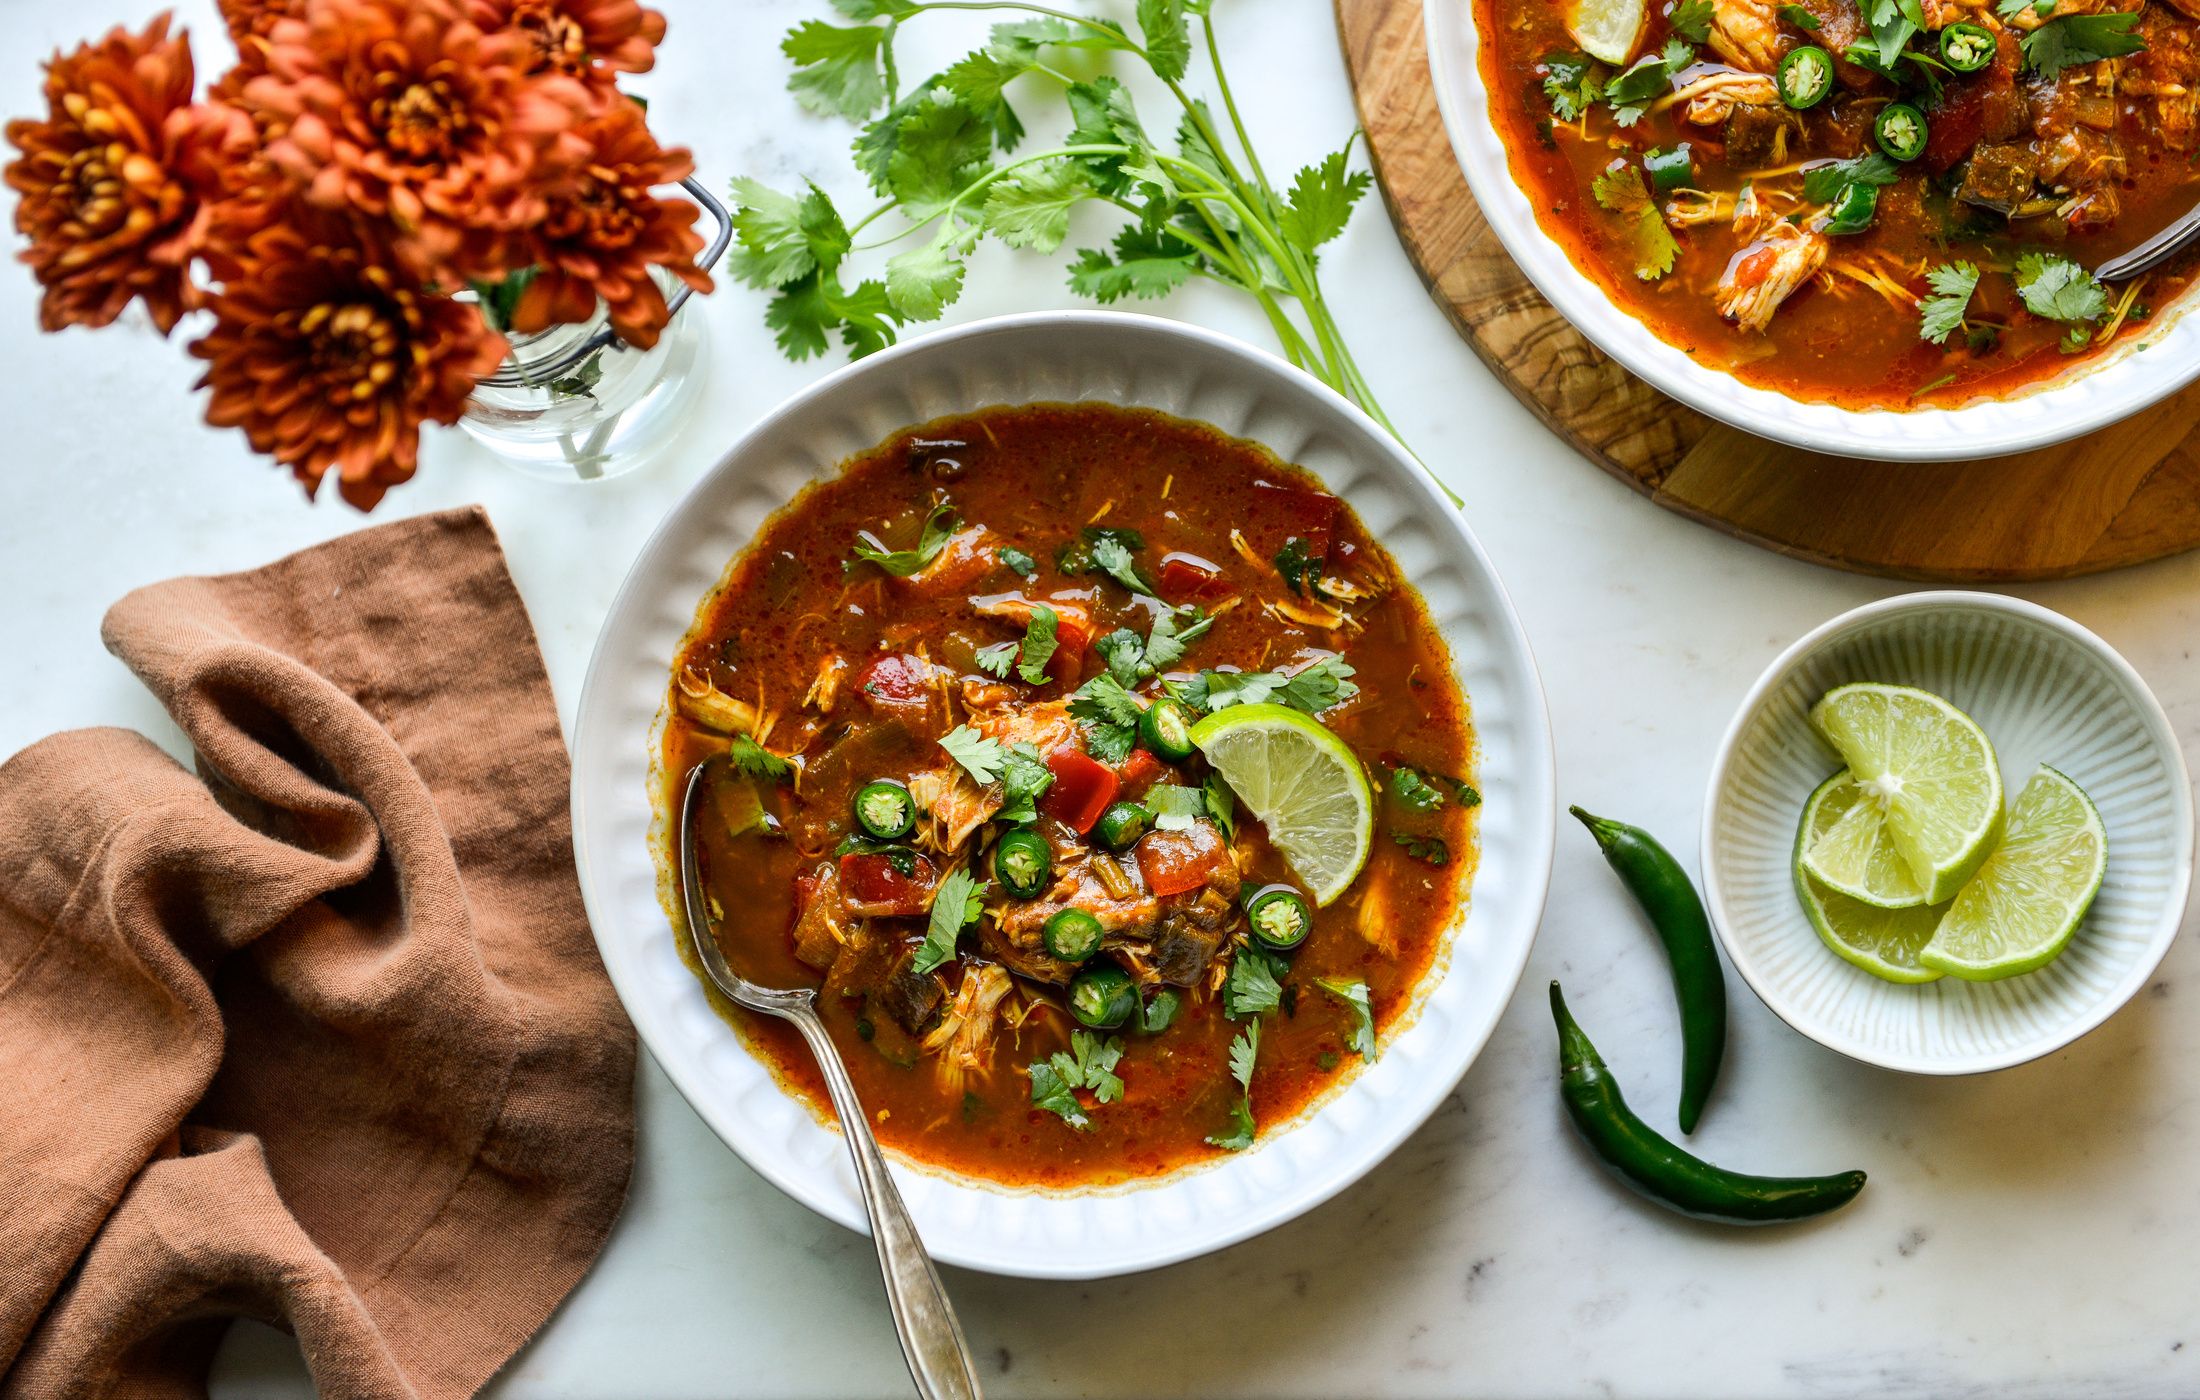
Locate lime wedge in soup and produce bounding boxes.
[1189,703,1373,906]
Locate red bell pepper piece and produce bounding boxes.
[1136,823,1227,897]
[1117,748,1162,789]
[1158,553,1233,602]
[837,852,937,917]
[856,653,933,709]
[1040,747,1118,834]
[1045,615,1091,688]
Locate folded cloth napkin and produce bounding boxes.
[0,507,636,1398]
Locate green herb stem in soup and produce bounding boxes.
[661,403,1476,1188]
[1483,0,2200,406]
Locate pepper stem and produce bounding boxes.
[1548,980,1606,1075]
[1567,804,1623,854]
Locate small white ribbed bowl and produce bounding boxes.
[1701,593,2194,1074]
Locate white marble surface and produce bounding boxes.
[2,1,2195,1396]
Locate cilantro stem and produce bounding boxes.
[1198,12,1281,212]
[850,144,1134,253]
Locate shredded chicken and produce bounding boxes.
[1664,189,1735,228]
[921,964,1015,1078]
[973,594,1094,639]
[803,654,847,713]
[1731,183,1775,242]
[908,766,999,853]
[1718,224,1828,332]
[1673,69,1779,125]
[1709,0,1782,72]
[960,678,1019,710]
[2122,7,2200,149]
[674,667,760,735]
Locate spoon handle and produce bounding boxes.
[789,1006,984,1400]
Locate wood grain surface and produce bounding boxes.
[1335,0,2200,581]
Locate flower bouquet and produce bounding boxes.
[5,0,715,508]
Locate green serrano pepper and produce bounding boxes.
[1570,806,1727,1134]
[1550,983,1866,1225]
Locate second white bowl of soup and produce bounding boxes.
[1423,0,2200,459]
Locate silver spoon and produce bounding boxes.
[2095,206,2200,283]
[678,759,983,1400]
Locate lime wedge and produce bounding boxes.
[1188,703,1373,906]
[1794,773,1947,983]
[1795,764,1930,909]
[1805,683,2004,906]
[1918,765,2106,981]
[1568,0,1645,65]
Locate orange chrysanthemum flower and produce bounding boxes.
[471,0,667,82]
[510,100,710,350]
[191,216,508,510]
[216,0,302,45]
[238,0,590,281]
[4,14,244,334]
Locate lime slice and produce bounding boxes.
[1568,0,1645,65]
[1795,764,1930,909]
[1794,773,1947,983]
[1918,765,2106,981]
[1804,683,2004,906]
[1188,702,1373,906]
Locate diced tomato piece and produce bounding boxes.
[1040,747,1118,834]
[1136,823,1227,897]
[1117,748,1162,789]
[857,653,933,708]
[1252,481,1342,560]
[1045,615,1091,688]
[838,852,937,917]
[1158,553,1233,602]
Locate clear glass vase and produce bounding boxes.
[458,179,728,483]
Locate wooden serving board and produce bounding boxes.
[1335,0,2200,581]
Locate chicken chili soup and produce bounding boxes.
[659,403,1476,1189]
[1478,0,2200,405]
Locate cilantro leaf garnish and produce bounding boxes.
[1666,0,1715,42]
[1088,534,1153,595]
[1603,38,1693,124]
[1590,160,1679,282]
[1068,672,1144,763]
[2022,11,2144,78]
[1206,1020,1260,1150]
[2014,252,2109,328]
[1222,946,1286,1018]
[1030,1029,1127,1130]
[1315,977,1377,1064]
[1145,784,1208,832]
[1388,766,1446,812]
[1015,604,1060,684]
[1918,261,1981,345]
[1137,606,1212,675]
[912,866,986,975]
[1779,4,1823,28]
[996,742,1055,824]
[1393,831,1450,866]
[1096,628,1146,687]
[1173,654,1357,716]
[1539,51,1605,123]
[940,724,1008,785]
[1274,655,1359,713]
[1203,772,1237,840]
[851,500,959,576]
[729,734,793,783]
[975,640,1019,678]
[1273,536,1326,596]
[997,545,1038,578]
[1800,153,1900,204]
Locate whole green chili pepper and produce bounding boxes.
[1570,805,1726,1134]
[1550,983,1866,1225]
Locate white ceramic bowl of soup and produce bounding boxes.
[1699,591,2193,1073]
[569,311,1556,1278]
[1421,0,2200,461]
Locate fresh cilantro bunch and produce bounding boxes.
[732,0,1456,503]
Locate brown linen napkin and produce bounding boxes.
[0,506,636,1398]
